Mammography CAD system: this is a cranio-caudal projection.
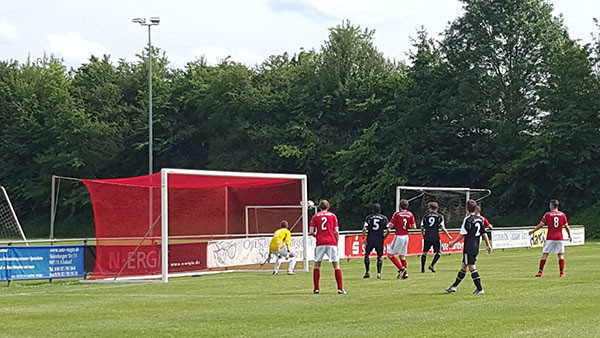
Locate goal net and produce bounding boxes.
[245,205,304,235]
[396,186,491,227]
[0,186,28,244]
[80,169,309,282]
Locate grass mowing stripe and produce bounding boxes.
[0,243,597,337]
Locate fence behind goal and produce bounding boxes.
[79,169,309,282]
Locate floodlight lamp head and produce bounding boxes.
[132,17,146,24]
[150,17,160,24]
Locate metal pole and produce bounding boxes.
[301,177,309,272]
[161,169,169,283]
[147,25,154,238]
[50,176,56,240]
[148,25,153,176]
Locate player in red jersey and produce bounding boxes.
[475,206,493,230]
[529,199,572,277]
[387,199,417,279]
[309,200,346,294]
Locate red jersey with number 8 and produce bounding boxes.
[310,211,339,246]
[541,211,568,240]
[390,210,416,236]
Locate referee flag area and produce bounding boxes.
[0,242,598,337]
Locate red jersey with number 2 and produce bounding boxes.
[541,211,568,240]
[390,210,416,236]
[310,211,339,246]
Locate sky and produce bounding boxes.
[0,0,599,69]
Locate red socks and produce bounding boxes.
[559,259,565,273]
[335,269,343,290]
[389,256,404,270]
[313,268,320,291]
[314,268,344,291]
[539,259,546,272]
[401,259,408,272]
[538,258,565,273]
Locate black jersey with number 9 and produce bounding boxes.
[421,212,445,241]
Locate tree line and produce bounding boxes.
[1,0,599,238]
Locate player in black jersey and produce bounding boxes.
[420,202,453,273]
[446,200,492,295]
[362,203,389,279]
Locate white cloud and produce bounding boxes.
[268,0,335,21]
[188,45,264,66]
[0,19,20,42]
[272,0,461,26]
[46,33,110,63]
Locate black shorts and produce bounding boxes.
[462,251,478,265]
[365,241,384,257]
[423,239,441,254]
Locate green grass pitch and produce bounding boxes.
[1,243,599,337]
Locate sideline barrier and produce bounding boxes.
[0,246,84,282]
[492,229,531,249]
[492,226,585,250]
[343,231,464,258]
[206,236,316,268]
[0,226,585,282]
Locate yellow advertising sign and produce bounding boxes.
[530,228,546,248]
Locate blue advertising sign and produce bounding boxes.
[0,246,85,281]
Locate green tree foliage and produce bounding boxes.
[494,40,600,209]
[442,0,568,182]
[2,3,600,236]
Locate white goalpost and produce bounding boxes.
[396,186,491,224]
[76,168,310,283]
[159,169,310,282]
[0,186,28,245]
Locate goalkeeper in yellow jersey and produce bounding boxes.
[269,221,297,275]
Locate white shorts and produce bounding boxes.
[315,245,339,262]
[388,235,409,255]
[542,240,565,254]
[271,248,290,258]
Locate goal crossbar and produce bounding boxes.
[159,168,309,282]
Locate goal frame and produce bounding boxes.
[160,168,310,283]
[395,186,492,212]
[0,186,28,245]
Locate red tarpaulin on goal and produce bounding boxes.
[82,172,302,278]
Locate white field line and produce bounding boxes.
[0,282,142,297]
[0,292,288,299]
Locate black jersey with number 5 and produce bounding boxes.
[421,212,445,241]
[363,213,389,243]
[460,215,486,254]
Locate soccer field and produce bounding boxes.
[1,244,599,337]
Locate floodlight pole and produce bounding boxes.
[133,17,161,277]
[132,17,160,175]
[147,24,153,175]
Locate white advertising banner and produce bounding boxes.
[492,229,532,249]
[206,236,315,268]
[564,227,585,246]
